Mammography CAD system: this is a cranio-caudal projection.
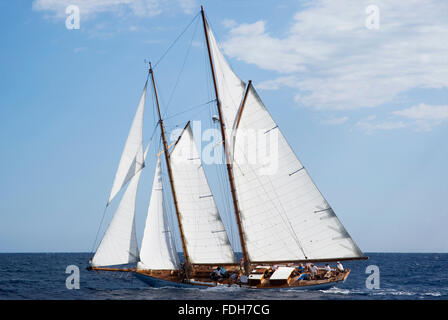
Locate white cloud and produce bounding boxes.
[393,103,448,121]
[177,0,196,15]
[32,0,198,19]
[355,117,406,134]
[222,19,237,29]
[392,103,448,131]
[322,116,349,125]
[257,76,298,90]
[356,103,448,133]
[221,0,448,110]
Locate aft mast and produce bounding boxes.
[200,6,250,275]
[148,63,191,276]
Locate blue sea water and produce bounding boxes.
[0,253,446,300]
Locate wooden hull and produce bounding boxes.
[134,269,351,290]
[135,271,199,288]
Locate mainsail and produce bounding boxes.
[169,123,236,264]
[138,157,180,270]
[231,85,365,263]
[107,81,147,206]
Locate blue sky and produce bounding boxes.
[1,0,447,253]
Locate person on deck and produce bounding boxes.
[304,262,312,272]
[292,264,304,277]
[336,261,344,273]
[210,266,222,281]
[220,266,229,279]
[309,264,318,280]
[228,272,238,285]
[323,264,332,278]
[264,267,275,278]
[297,273,308,281]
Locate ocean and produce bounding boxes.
[0,253,446,300]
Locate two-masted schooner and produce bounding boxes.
[87,6,367,290]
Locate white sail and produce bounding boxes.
[231,85,364,263]
[170,123,236,264]
[107,81,147,205]
[138,157,180,270]
[206,21,246,131]
[91,159,143,267]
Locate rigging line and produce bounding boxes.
[163,99,216,120]
[153,12,200,69]
[146,121,160,149]
[90,205,108,256]
[162,16,201,119]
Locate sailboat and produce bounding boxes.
[87,6,367,290]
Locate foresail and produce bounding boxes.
[91,162,142,267]
[231,85,364,263]
[170,123,236,264]
[107,81,147,205]
[138,158,180,270]
[206,20,246,131]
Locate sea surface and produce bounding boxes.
[0,253,446,300]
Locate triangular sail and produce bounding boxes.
[231,85,365,263]
[107,81,147,206]
[206,20,246,131]
[138,157,180,270]
[91,151,148,267]
[170,123,236,264]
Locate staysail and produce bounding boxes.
[138,157,180,270]
[107,81,147,206]
[91,149,149,267]
[169,123,236,264]
[231,85,365,263]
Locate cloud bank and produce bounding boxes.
[221,0,448,111]
[356,104,448,133]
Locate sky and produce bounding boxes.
[0,0,447,253]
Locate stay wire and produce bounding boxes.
[152,12,200,69]
[162,16,201,119]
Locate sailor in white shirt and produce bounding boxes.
[323,264,332,278]
[310,264,318,279]
[336,261,344,273]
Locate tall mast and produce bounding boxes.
[149,63,191,276]
[200,6,250,274]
